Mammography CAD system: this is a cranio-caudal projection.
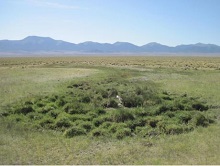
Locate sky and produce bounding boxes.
[1,0,220,46]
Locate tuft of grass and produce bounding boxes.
[64,126,86,138]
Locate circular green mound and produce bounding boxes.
[1,77,214,139]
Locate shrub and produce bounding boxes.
[35,101,45,107]
[104,98,119,108]
[70,114,91,121]
[110,109,134,122]
[164,124,184,135]
[114,128,131,139]
[192,102,208,111]
[147,128,161,137]
[162,95,172,100]
[39,103,57,114]
[64,126,86,138]
[86,111,98,119]
[15,105,34,115]
[80,94,91,103]
[92,115,110,127]
[63,102,86,114]
[174,102,185,110]
[127,118,147,131]
[27,112,43,120]
[79,121,94,132]
[37,106,53,114]
[90,128,107,137]
[55,114,72,128]
[146,116,163,128]
[47,109,60,118]
[134,108,151,117]
[108,88,118,97]
[24,101,33,105]
[98,89,108,98]
[7,114,27,123]
[191,113,209,127]
[156,103,174,114]
[94,108,106,115]
[175,111,192,124]
[164,111,175,118]
[99,122,112,129]
[135,126,149,137]
[108,122,128,133]
[55,97,66,107]
[0,111,9,117]
[38,116,54,128]
[122,93,143,107]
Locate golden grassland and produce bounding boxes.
[1,56,220,70]
[0,55,220,164]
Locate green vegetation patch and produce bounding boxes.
[1,76,214,139]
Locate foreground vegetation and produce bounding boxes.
[0,56,220,164]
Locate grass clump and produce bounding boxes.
[64,126,86,138]
[90,128,108,137]
[2,76,215,139]
[114,128,132,139]
[109,109,134,122]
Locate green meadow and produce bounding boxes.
[0,56,220,164]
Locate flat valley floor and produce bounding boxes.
[0,56,220,164]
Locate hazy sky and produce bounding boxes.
[1,0,220,46]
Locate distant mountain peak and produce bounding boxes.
[21,36,56,45]
[79,41,101,45]
[23,36,54,40]
[146,42,162,46]
[113,41,137,46]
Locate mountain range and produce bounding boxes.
[1,36,220,54]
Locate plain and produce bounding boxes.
[0,56,220,165]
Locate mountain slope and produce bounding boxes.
[1,36,220,53]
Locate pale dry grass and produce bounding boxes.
[0,66,98,107]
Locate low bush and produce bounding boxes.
[55,97,66,107]
[108,122,128,133]
[147,116,162,128]
[47,109,60,118]
[135,126,149,137]
[191,113,209,127]
[70,114,92,121]
[164,124,185,135]
[15,105,34,115]
[104,98,119,108]
[27,112,43,120]
[99,121,112,129]
[192,102,209,111]
[79,121,94,132]
[109,109,134,122]
[63,103,82,114]
[90,128,107,137]
[175,111,192,124]
[126,118,147,131]
[122,93,144,107]
[114,128,131,139]
[64,126,86,138]
[92,115,111,127]
[38,116,54,128]
[55,114,72,128]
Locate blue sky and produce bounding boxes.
[1,0,220,46]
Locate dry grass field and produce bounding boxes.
[0,56,220,164]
